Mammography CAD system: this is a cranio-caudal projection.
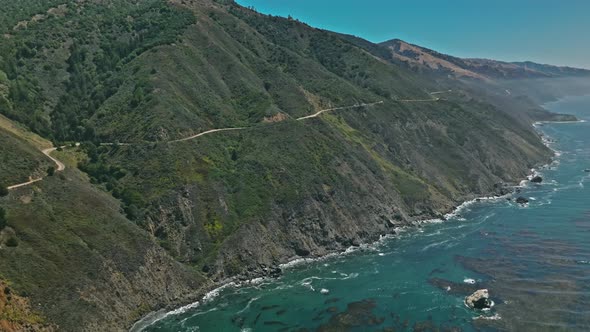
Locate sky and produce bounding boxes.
[236,0,590,69]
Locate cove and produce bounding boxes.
[141,95,590,331]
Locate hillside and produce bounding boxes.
[0,0,586,330]
[378,39,590,80]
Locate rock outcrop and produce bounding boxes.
[465,289,493,310]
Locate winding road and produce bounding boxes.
[395,90,451,102]
[296,101,384,120]
[168,127,246,143]
[7,147,65,190]
[6,91,451,190]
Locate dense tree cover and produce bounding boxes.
[0,0,195,142]
[0,0,64,32]
[77,142,144,220]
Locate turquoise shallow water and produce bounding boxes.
[143,95,590,332]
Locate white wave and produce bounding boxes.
[421,239,450,252]
[130,300,202,332]
[279,257,311,269]
[237,296,259,314]
[463,278,476,284]
[444,195,505,220]
[474,313,502,321]
[301,279,315,292]
[180,306,219,324]
[203,282,237,302]
[248,277,266,285]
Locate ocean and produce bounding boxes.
[140,95,590,332]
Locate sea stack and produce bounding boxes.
[465,289,493,310]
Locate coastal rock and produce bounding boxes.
[530,176,543,183]
[269,266,282,278]
[493,182,514,196]
[465,289,493,310]
[584,169,590,173]
[516,196,529,204]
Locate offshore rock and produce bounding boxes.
[531,176,543,183]
[465,289,493,310]
[516,196,529,204]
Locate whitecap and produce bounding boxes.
[474,313,501,321]
[301,279,315,292]
[237,297,259,314]
[203,282,237,302]
[463,278,476,284]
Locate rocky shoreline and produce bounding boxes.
[129,175,541,331]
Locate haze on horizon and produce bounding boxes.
[237,0,590,69]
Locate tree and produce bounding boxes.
[0,207,6,230]
[47,166,56,176]
[0,184,8,197]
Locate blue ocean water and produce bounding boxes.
[142,95,590,332]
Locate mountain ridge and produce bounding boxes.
[378,38,590,80]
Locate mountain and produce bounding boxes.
[0,0,588,330]
[379,39,590,80]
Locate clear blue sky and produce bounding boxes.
[236,0,590,68]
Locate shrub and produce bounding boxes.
[0,185,8,197]
[0,207,6,230]
[6,236,18,247]
[47,166,55,176]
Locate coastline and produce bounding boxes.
[129,120,568,331]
